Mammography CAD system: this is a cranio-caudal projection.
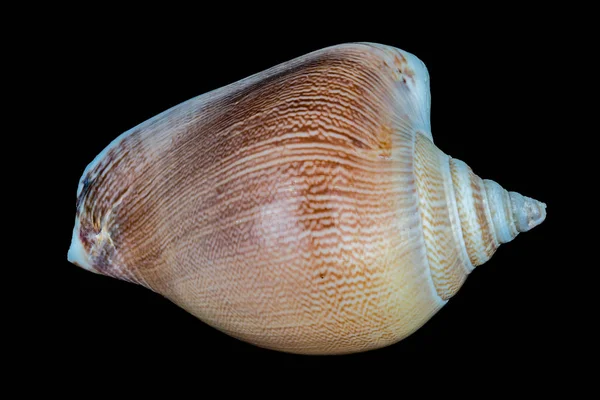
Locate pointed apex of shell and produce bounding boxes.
[509,192,547,233]
[483,179,546,245]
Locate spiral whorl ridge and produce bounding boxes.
[484,180,547,243]
[449,158,546,268]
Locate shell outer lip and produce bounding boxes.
[67,217,99,274]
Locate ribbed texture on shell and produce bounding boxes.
[70,43,444,354]
[413,133,471,300]
[449,158,499,267]
[68,42,546,355]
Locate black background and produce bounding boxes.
[27,11,577,375]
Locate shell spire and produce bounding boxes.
[483,180,546,243]
[412,133,547,302]
[447,157,546,269]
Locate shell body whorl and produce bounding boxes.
[68,43,546,354]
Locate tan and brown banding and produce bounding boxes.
[69,43,545,354]
[72,44,445,354]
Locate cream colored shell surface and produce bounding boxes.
[68,43,544,354]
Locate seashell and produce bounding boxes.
[67,42,546,355]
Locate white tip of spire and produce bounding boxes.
[509,192,547,233]
[483,179,546,245]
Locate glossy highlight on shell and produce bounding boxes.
[67,42,546,355]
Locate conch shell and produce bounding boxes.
[68,43,546,355]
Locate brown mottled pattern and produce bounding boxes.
[449,159,498,267]
[469,172,499,259]
[74,43,443,354]
[413,133,468,300]
[76,131,149,284]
